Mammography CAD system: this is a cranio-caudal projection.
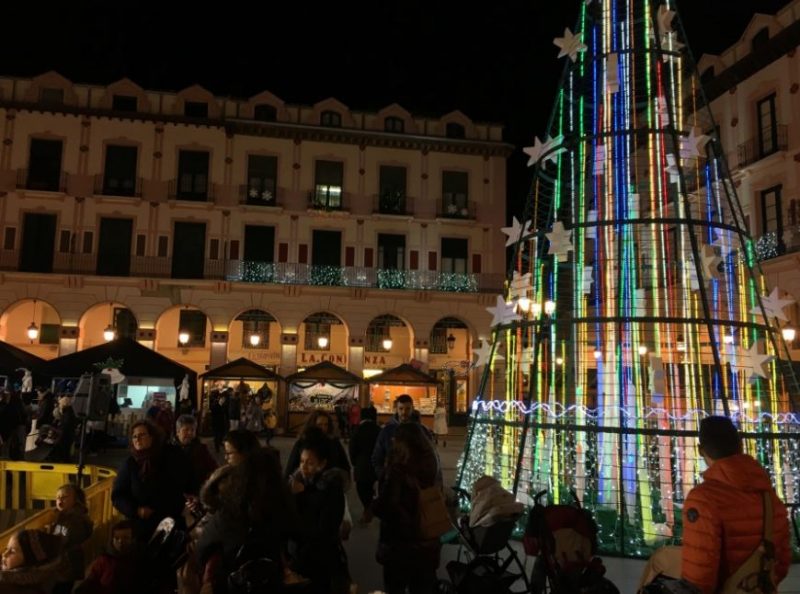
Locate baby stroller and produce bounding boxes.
[446,477,530,594]
[524,490,619,594]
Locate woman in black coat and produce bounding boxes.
[348,406,381,522]
[111,420,193,542]
[284,410,351,482]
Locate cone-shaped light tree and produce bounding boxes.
[457,0,800,555]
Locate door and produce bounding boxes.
[377,234,405,269]
[27,139,63,191]
[171,222,206,279]
[20,213,56,272]
[97,218,133,276]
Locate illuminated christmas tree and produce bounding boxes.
[457,0,800,555]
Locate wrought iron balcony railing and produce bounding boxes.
[16,169,68,193]
[94,174,143,197]
[308,188,346,211]
[373,191,413,215]
[239,183,280,206]
[736,125,788,168]
[437,197,476,219]
[168,178,213,201]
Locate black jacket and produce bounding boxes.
[111,444,193,540]
[348,420,381,484]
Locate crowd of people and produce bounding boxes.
[0,385,795,594]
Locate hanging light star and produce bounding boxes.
[473,340,504,368]
[738,341,776,383]
[657,5,676,36]
[554,28,587,62]
[699,244,722,283]
[750,287,796,322]
[486,295,522,328]
[509,271,533,300]
[546,222,574,262]
[680,128,711,159]
[501,216,534,247]
[524,135,567,167]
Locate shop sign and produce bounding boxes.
[300,352,347,365]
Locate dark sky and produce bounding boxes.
[0,0,792,218]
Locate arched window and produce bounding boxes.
[253,104,277,122]
[320,110,342,127]
[384,116,405,133]
[445,122,466,139]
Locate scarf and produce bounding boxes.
[131,442,161,479]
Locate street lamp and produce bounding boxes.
[317,335,329,348]
[783,327,797,343]
[544,300,556,316]
[103,325,116,342]
[27,322,39,342]
[178,330,190,346]
[593,349,602,360]
[249,333,261,347]
[446,333,456,351]
[638,345,648,356]
[382,337,393,351]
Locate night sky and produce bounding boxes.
[1,0,792,218]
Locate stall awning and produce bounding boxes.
[285,360,361,384]
[0,340,49,382]
[200,358,283,381]
[365,363,439,385]
[45,338,196,385]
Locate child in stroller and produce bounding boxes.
[524,490,619,594]
[446,476,529,594]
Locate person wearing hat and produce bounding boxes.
[638,416,791,593]
[0,529,65,594]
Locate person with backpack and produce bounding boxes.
[638,416,790,594]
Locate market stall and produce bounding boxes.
[199,358,283,433]
[365,363,439,429]
[0,340,49,393]
[285,361,362,433]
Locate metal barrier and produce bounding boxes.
[0,461,118,559]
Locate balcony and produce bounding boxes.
[754,227,800,262]
[308,188,345,211]
[168,179,212,202]
[225,261,503,293]
[736,125,788,168]
[16,169,68,193]
[53,253,96,275]
[238,184,281,207]
[93,174,143,198]
[373,191,413,215]
[437,197,476,220]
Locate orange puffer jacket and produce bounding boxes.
[681,453,791,594]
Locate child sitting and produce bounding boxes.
[0,529,65,594]
[75,520,140,594]
[50,484,93,594]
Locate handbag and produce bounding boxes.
[418,483,451,541]
[720,491,777,594]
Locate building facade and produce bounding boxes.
[0,71,511,423]
[699,0,800,358]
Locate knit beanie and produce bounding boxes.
[16,530,62,566]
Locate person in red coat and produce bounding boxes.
[75,520,142,594]
[638,416,790,594]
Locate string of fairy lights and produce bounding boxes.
[457,0,800,557]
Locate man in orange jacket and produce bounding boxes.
[639,416,791,593]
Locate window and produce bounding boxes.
[378,166,407,214]
[39,324,60,345]
[441,238,468,273]
[313,160,344,209]
[112,94,138,112]
[445,122,466,139]
[3,228,15,251]
[39,88,64,106]
[305,321,331,350]
[384,117,405,133]
[760,185,783,239]
[114,308,138,339]
[246,155,278,204]
[26,138,63,191]
[757,94,778,157]
[82,231,93,254]
[58,230,71,253]
[184,101,209,118]
[103,145,138,196]
[177,150,209,200]
[378,234,405,270]
[178,310,207,347]
[442,171,469,216]
[429,326,449,354]
[157,236,169,258]
[253,104,277,122]
[238,310,273,349]
[752,27,770,52]
[135,234,146,257]
[365,316,401,352]
[320,110,342,127]
[312,230,342,267]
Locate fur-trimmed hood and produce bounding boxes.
[199,464,234,512]
[0,555,68,593]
